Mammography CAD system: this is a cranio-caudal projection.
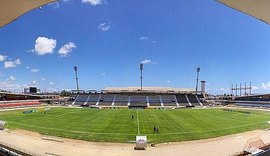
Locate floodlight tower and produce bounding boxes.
[195,67,200,92]
[140,63,144,91]
[74,66,80,93]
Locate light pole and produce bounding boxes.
[140,63,143,91]
[74,66,79,93]
[195,67,200,92]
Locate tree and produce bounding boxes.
[60,90,72,97]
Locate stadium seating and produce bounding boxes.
[67,93,206,108]
[235,101,270,108]
[98,94,114,106]
[73,94,89,105]
[129,95,147,107]
[161,95,177,106]
[114,95,129,106]
[175,94,190,106]
[0,100,41,108]
[86,94,100,105]
[187,94,202,106]
[148,95,161,106]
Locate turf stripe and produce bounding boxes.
[137,109,140,135]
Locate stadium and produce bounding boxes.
[2,0,270,156]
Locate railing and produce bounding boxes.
[0,140,43,156]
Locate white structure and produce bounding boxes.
[0,120,7,130]
[134,136,147,150]
[201,80,206,97]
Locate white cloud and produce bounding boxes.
[0,81,22,92]
[14,59,21,65]
[7,76,16,81]
[139,36,149,40]
[26,66,30,69]
[33,36,57,55]
[58,42,77,57]
[41,78,46,81]
[31,80,38,86]
[219,88,226,91]
[140,59,151,64]
[49,2,60,8]
[166,80,171,83]
[49,82,54,85]
[31,69,39,73]
[252,86,259,90]
[0,55,7,61]
[262,82,270,89]
[82,0,103,5]
[98,23,111,31]
[44,88,59,93]
[53,2,60,8]
[4,59,21,68]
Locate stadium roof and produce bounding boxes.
[218,0,270,25]
[0,0,56,28]
[105,87,195,93]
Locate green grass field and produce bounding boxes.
[0,107,270,143]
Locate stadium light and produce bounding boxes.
[74,66,79,93]
[140,63,144,91]
[195,67,200,92]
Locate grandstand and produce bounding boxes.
[0,100,42,108]
[175,94,190,106]
[0,92,59,109]
[99,94,114,106]
[129,95,148,108]
[69,87,206,108]
[220,93,270,108]
[114,94,129,106]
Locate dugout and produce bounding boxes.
[128,106,147,109]
[0,120,7,130]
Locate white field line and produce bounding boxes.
[137,109,140,135]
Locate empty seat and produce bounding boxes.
[130,95,147,107]
[74,94,89,105]
[187,94,201,106]
[162,95,176,106]
[87,94,100,105]
[148,95,161,106]
[175,94,189,106]
[114,95,128,106]
[99,94,114,106]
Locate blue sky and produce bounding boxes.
[1,0,270,94]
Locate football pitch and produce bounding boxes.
[0,107,270,143]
